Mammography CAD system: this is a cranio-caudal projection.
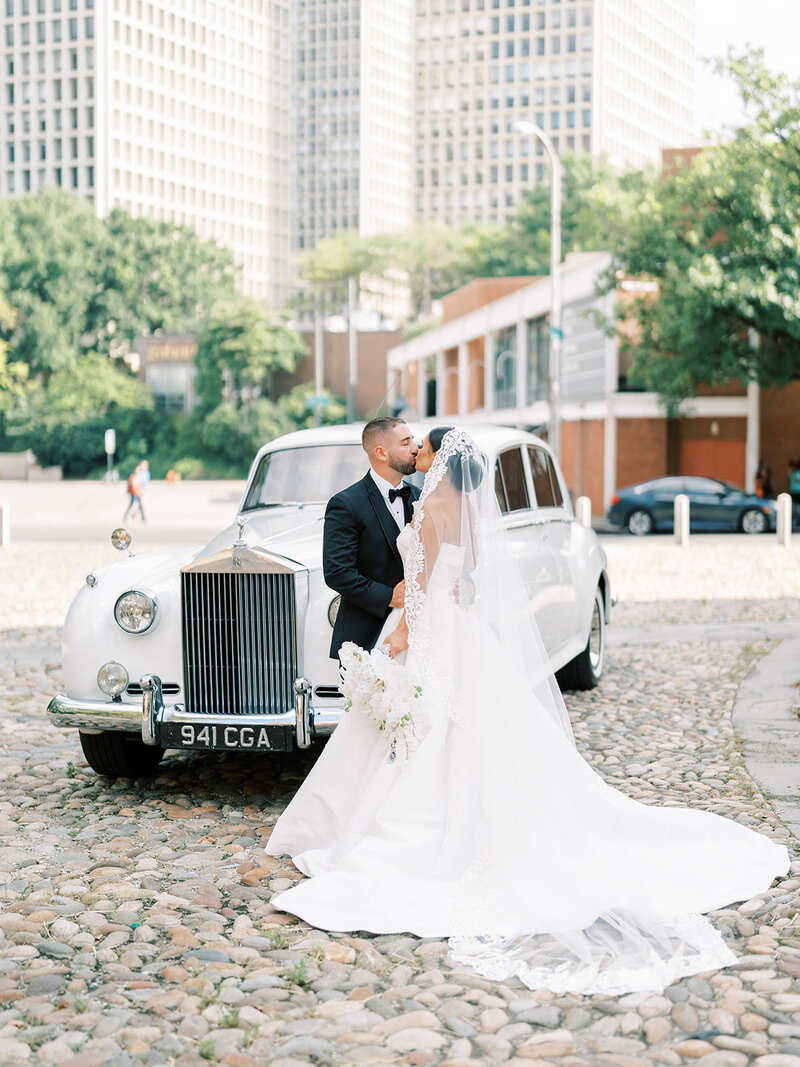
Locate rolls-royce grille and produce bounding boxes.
[182,571,297,715]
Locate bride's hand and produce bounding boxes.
[386,626,408,658]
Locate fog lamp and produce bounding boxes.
[97,661,129,698]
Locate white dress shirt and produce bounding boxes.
[370,468,407,530]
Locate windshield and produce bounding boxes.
[242,444,368,510]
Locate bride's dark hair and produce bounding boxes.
[428,425,485,491]
[428,425,454,453]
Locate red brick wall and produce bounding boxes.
[561,420,605,513]
[760,381,800,494]
[616,418,668,490]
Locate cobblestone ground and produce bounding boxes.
[1,539,800,1067]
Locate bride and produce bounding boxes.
[267,427,789,995]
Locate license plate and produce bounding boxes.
[161,722,294,752]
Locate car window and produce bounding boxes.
[683,477,724,496]
[648,477,685,495]
[242,445,367,509]
[527,446,563,508]
[497,448,530,512]
[494,463,508,514]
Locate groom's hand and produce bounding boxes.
[389,580,405,609]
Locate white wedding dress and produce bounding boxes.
[268,432,789,995]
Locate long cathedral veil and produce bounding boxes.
[404,428,574,741]
[401,429,786,995]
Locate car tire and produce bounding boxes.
[79,731,164,778]
[626,509,653,536]
[740,508,768,535]
[556,586,605,691]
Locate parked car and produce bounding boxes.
[48,424,612,779]
[605,475,778,535]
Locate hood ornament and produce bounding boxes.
[232,519,247,569]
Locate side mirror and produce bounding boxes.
[111,527,133,555]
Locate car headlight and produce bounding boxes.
[114,589,159,634]
[97,660,129,697]
[327,595,341,627]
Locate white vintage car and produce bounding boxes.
[48,424,612,778]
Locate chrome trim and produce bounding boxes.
[47,692,344,740]
[294,677,312,749]
[48,694,142,733]
[140,674,163,746]
[181,568,297,717]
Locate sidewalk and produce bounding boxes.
[0,478,247,547]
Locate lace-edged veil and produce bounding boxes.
[404,428,574,743]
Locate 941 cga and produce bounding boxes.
[47,424,612,778]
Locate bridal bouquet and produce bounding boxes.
[339,642,423,763]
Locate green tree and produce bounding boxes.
[606,50,800,412]
[0,293,27,413]
[193,298,307,412]
[1,189,110,376]
[93,210,239,357]
[2,353,155,476]
[459,154,650,282]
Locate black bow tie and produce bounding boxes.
[388,485,411,503]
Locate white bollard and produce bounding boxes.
[0,502,9,548]
[674,494,690,546]
[777,492,792,547]
[575,495,592,528]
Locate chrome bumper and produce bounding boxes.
[47,674,342,748]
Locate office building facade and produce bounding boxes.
[1,0,291,305]
[414,0,696,227]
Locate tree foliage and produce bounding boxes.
[606,51,800,411]
[193,298,308,412]
[2,354,156,476]
[0,189,238,379]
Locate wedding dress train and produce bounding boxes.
[267,434,789,995]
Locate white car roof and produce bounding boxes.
[253,421,552,462]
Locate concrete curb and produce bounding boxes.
[733,630,800,840]
[609,619,800,840]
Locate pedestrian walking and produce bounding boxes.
[754,458,774,498]
[789,457,800,505]
[123,463,146,522]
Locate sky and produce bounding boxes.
[694,0,799,138]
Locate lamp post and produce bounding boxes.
[512,120,562,462]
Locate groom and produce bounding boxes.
[323,417,420,660]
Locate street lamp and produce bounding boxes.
[512,120,562,462]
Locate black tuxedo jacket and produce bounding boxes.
[323,472,421,660]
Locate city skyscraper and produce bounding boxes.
[414,0,696,228]
[1,0,291,306]
[292,0,415,253]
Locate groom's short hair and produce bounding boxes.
[362,416,406,454]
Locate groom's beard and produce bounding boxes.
[388,455,417,477]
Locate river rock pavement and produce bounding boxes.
[0,538,799,1066]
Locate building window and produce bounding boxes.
[526,315,549,402]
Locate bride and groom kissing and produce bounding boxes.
[266,417,789,996]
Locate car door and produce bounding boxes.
[647,477,686,528]
[684,477,729,529]
[495,446,562,658]
[526,445,574,651]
